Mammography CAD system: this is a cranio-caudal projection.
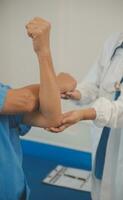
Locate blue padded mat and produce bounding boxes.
[23,154,92,200]
[22,140,92,200]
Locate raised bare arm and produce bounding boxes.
[0,17,77,128]
[23,17,62,127]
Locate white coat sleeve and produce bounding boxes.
[75,51,104,105]
[92,88,123,128]
[76,61,101,105]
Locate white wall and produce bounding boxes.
[0,0,123,151]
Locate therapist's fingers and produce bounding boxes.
[45,124,70,133]
[60,91,78,99]
[61,93,70,99]
[50,124,70,132]
[65,90,81,100]
[62,112,74,123]
[46,126,64,133]
[61,92,73,99]
[66,92,77,99]
[45,127,62,133]
[62,110,80,125]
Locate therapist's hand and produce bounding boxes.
[45,108,96,133]
[57,72,77,95]
[45,110,83,133]
[61,89,81,100]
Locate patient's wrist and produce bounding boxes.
[36,46,51,57]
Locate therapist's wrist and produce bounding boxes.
[79,108,97,121]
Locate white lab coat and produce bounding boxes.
[76,32,123,200]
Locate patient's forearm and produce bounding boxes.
[37,50,62,127]
[23,52,62,128]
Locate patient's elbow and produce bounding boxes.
[46,115,63,128]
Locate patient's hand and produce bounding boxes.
[26,17,51,54]
[57,72,77,95]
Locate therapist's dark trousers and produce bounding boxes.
[20,188,27,200]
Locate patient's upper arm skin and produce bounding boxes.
[0,88,38,115]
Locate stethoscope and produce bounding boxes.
[113,42,123,92]
[114,81,121,91]
[102,42,123,94]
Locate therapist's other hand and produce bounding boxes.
[46,110,82,133]
[26,17,51,53]
[57,72,77,95]
[62,89,81,100]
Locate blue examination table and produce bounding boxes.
[22,139,92,200]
